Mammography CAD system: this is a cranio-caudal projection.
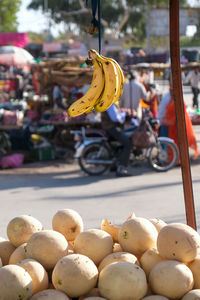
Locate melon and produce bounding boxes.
[52,253,98,298]
[181,289,200,300]
[9,243,27,264]
[0,239,16,265]
[17,258,49,294]
[118,217,158,256]
[149,218,167,232]
[0,264,33,300]
[79,287,101,299]
[113,243,123,253]
[142,296,169,300]
[98,261,148,300]
[157,223,200,263]
[149,260,194,299]
[67,242,74,255]
[188,256,200,288]
[25,230,68,270]
[98,251,139,272]
[140,247,164,277]
[7,215,43,247]
[74,229,113,265]
[101,219,120,243]
[83,296,106,300]
[29,289,70,299]
[52,208,83,241]
[127,212,136,219]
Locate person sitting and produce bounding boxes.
[101,103,132,177]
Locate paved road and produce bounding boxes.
[0,82,200,238]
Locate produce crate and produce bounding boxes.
[30,146,55,161]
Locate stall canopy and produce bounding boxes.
[0,32,30,48]
[0,46,35,72]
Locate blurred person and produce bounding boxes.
[157,90,171,137]
[119,71,151,120]
[161,89,198,162]
[184,69,200,109]
[53,82,67,110]
[142,83,159,119]
[101,103,132,177]
[16,73,24,99]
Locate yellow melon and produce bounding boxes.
[157,223,200,263]
[0,239,16,265]
[149,218,167,232]
[52,253,98,298]
[181,289,200,300]
[67,242,74,255]
[17,258,49,294]
[74,229,113,265]
[113,243,123,253]
[140,247,164,277]
[52,208,83,241]
[127,212,136,219]
[98,251,139,272]
[7,215,43,247]
[25,230,68,270]
[149,260,194,299]
[0,264,33,299]
[9,243,27,264]
[98,261,148,300]
[101,219,120,243]
[118,217,158,256]
[188,256,200,288]
[29,289,70,299]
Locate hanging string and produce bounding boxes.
[85,0,102,54]
[97,0,102,54]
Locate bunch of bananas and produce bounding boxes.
[67,49,124,117]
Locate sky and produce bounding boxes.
[17,0,198,37]
[17,0,65,36]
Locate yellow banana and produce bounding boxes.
[89,49,119,112]
[67,59,104,117]
[101,55,124,102]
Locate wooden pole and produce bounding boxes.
[169,0,197,230]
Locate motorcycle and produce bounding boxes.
[71,117,179,176]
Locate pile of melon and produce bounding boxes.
[1,209,200,300]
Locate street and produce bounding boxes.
[0,83,200,238]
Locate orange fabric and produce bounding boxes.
[140,98,149,108]
[149,94,158,118]
[142,83,158,118]
[162,101,199,160]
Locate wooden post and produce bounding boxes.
[169,0,197,230]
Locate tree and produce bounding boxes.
[0,0,22,32]
[27,0,188,43]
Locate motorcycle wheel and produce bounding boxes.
[78,143,111,176]
[148,139,178,172]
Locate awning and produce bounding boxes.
[0,32,30,48]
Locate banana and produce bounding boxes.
[67,59,104,117]
[101,55,124,102]
[89,49,119,112]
